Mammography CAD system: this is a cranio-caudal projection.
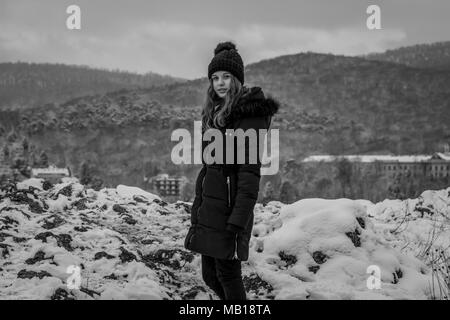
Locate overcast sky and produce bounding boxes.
[1,0,449,79]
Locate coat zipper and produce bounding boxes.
[233,233,238,260]
[227,174,237,259]
[226,176,231,207]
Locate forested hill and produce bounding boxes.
[2,49,450,155]
[362,41,450,70]
[0,62,186,109]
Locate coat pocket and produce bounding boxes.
[184,225,196,250]
[202,168,228,202]
[193,224,236,260]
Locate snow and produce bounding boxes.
[116,185,161,201]
[249,198,436,300]
[31,166,70,175]
[16,178,44,191]
[302,154,433,163]
[0,179,448,300]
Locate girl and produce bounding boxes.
[184,41,279,300]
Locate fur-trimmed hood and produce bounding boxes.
[227,86,280,125]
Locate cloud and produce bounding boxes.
[0,18,408,79]
[2,0,449,78]
[235,24,407,63]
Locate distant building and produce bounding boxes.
[31,165,71,183]
[302,152,450,178]
[151,173,187,197]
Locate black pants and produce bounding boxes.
[201,254,247,300]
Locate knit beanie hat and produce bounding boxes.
[208,41,244,85]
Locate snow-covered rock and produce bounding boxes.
[16,178,44,191]
[116,185,161,202]
[249,198,433,299]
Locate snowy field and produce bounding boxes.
[0,178,449,300]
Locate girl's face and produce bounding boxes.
[212,71,232,98]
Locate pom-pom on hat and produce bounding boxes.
[208,41,244,84]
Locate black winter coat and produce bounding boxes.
[184,86,280,261]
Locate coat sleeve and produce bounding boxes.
[190,164,206,225]
[226,116,269,230]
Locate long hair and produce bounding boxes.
[201,75,245,133]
